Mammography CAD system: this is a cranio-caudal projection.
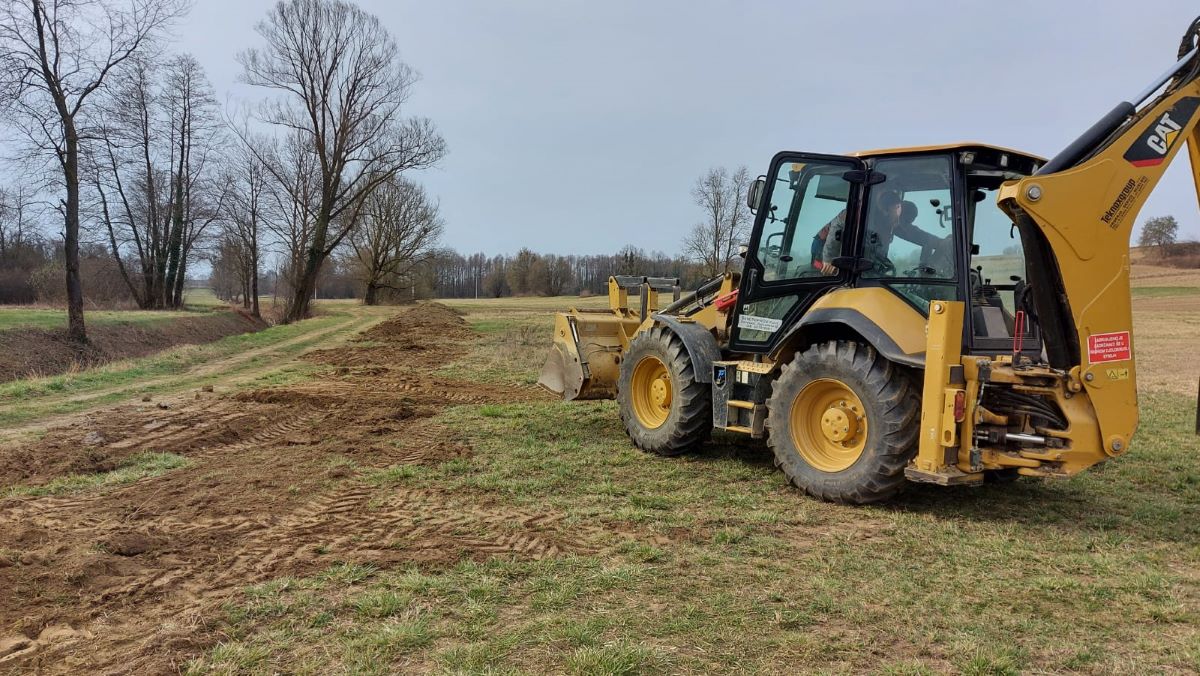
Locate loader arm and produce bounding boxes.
[997,19,1200,456]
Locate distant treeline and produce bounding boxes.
[423,246,719,299]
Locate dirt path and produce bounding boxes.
[0,303,599,674]
[0,312,377,444]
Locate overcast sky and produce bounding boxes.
[173,0,1199,256]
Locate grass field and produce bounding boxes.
[1,280,1198,673]
[0,288,235,332]
[185,290,1199,674]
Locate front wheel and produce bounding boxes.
[617,326,711,456]
[766,341,919,504]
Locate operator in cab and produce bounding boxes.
[817,190,942,276]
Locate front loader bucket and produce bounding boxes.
[537,309,640,401]
[538,341,588,400]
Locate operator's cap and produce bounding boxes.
[876,188,901,205]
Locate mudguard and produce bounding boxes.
[768,288,928,369]
[650,314,721,383]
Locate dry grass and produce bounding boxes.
[1133,293,1200,396]
[1129,248,1200,288]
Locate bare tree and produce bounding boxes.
[0,0,186,340]
[89,53,226,309]
[238,0,446,322]
[682,166,752,278]
[260,130,320,307]
[351,176,442,305]
[222,141,268,317]
[161,54,227,307]
[0,185,37,254]
[208,230,246,304]
[90,56,162,306]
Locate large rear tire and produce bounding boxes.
[766,340,919,504]
[617,326,711,456]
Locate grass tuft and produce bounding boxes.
[565,641,662,676]
[5,452,188,497]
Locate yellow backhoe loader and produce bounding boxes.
[539,17,1200,503]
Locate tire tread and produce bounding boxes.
[765,340,919,504]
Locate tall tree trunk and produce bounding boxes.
[64,131,87,342]
[163,173,185,308]
[250,241,260,318]
[99,186,146,308]
[284,212,329,322]
[286,251,321,322]
[364,282,379,306]
[163,226,182,307]
[172,257,186,308]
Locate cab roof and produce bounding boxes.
[850,142,1046,163]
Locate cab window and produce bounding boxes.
[968,177,1037,346]
[862,156,956,279]
[755,160,853,283]
[862,155,958,308]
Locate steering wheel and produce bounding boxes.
[873,257,896,276]
[903,264,938,277]
[915,234,955,277]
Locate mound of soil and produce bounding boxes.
[358,302,473,343]
[0,309,265,383]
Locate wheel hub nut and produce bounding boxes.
[821,408,854,442]
[650,377,671,407]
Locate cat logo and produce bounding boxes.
[1105,368,1130,381]
[1144,112,1181,155]
[1124,97,1200,167]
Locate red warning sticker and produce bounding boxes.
[1087,331,1131,364]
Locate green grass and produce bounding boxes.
[0,306,209,332]
[1131,286,1200,298]
[0,288,269,331]
[190,390,1200,673]
[186,294,1200,673]
[182,287,227,308]
[49,296,1190,673]
[5,452,188,497]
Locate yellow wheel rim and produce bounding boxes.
[630,355,672,429]
[789,378,868,472]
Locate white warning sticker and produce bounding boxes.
[737,314,783,333]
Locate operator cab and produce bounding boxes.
[736,143,1045,361]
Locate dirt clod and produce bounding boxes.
[103,533,160,557]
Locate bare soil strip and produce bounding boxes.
[0,304,616,674]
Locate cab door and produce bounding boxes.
[730,152,866,353]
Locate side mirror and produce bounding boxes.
[746,176,766,213]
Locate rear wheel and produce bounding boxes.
[766,341,919,504]
[617,327,711,456]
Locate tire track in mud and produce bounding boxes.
[0,415,318,531]
[0,303,637,674]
